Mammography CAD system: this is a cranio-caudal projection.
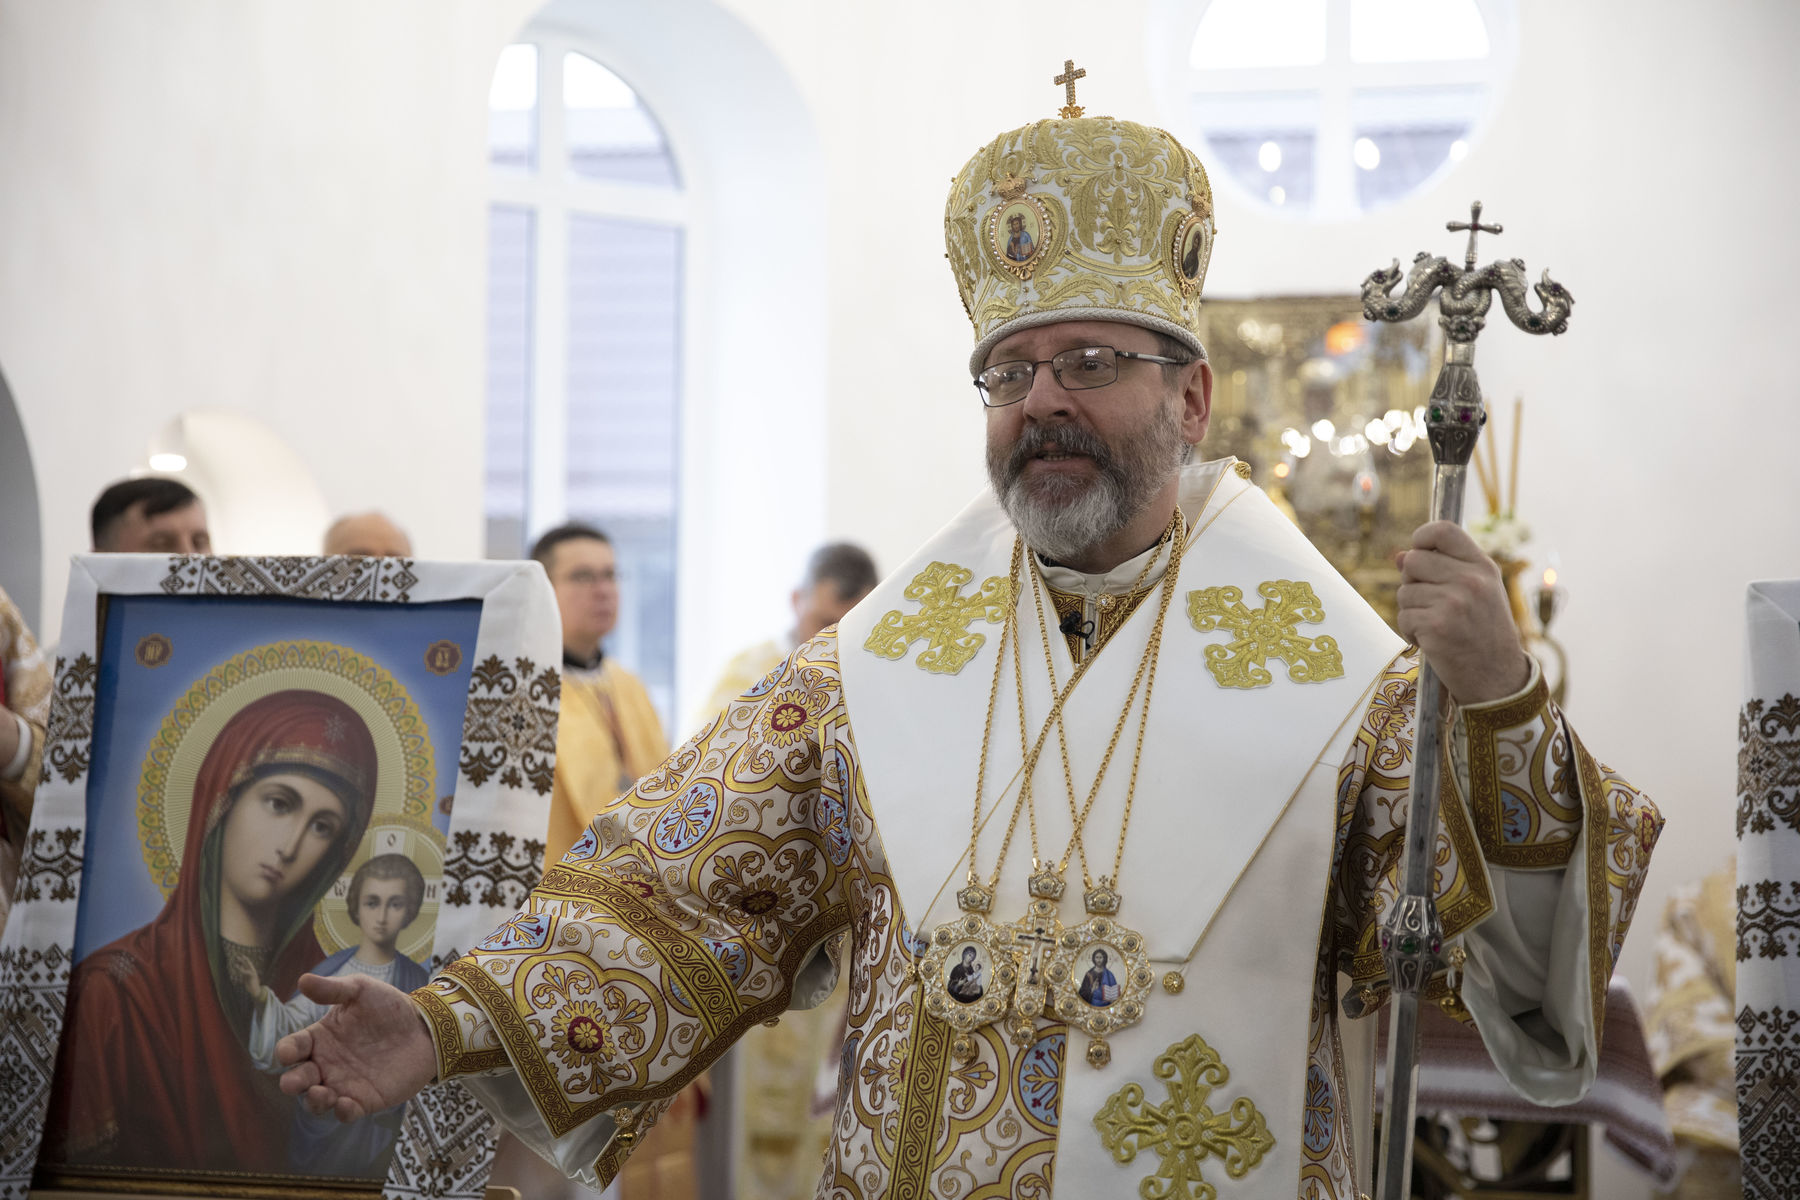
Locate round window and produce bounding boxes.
[1172,0,1515,219]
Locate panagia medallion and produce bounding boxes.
[919,912,1020,1061]
[1047,912,1156,1069]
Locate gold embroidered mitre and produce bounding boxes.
[945,113,1216,373]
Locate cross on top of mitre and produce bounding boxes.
[1054,59,1086,118]
[1447,200,1504,269]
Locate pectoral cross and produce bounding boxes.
[1447,200,1504,270]
[1054,59,1086,118]
[1011,898,1063,1026]
[1018,922,1056,986]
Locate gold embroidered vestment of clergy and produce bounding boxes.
[414,482,1660,1197]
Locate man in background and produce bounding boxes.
[695,542,878,723]
[323,512,412,558]
[491,523,690,1199]
[532,523,668,869]
[90,477,210,554]
[1645,861,1740,1199]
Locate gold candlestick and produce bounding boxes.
[1527,565,1567,706]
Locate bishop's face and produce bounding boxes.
[982,320,1211,571]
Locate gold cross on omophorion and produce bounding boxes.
[1054,59,1086,118]
[862,561,1010,675]
[1447,200,1504,270]
[1187,579,1345,689]
[1094,1033,1275,1196]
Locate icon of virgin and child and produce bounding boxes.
[43,689,430,1181]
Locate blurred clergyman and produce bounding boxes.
[1644,863,1740,1199]
[323,512,412,558]
[532,523,668,868]
[695,542,878,723]
[491,523,690,1200]
[91,477,210,554]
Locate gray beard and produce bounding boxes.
[987,404,1187,565]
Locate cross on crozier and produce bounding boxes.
[1447,200,1504,270]
[1054,59,1086,118]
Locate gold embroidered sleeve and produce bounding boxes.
[1453,657,1665,1042]
[1331,647,1665,1046]
[413,977,509,1078]
[1450,661,1582,868]
[1577,737,1662,1025]
[419,632,860,1183]
[1331,648,1492,1017]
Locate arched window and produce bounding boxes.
[1173,0,1515,219]
[485,38,685,718]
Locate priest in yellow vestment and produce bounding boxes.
[1645,862,1740,1199]
[695,542,879,727]
[278,85,1663,1200]
[502,522,690,1199]
[533,522,671,869]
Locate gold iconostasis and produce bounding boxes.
[1198,295,1438,630]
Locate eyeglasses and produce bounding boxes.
[973,345,1187,408]
[558,568,618,588]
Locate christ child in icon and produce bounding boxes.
[241,853,429,1176]
[947,944,986,1003]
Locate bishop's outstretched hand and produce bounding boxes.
[1395,520,1533,705]
[276,972,438,1121]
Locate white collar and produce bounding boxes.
[1036,534,1172,598]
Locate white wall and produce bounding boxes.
[0,0,829,733]
[2,1,1794,1192]
[0,367,40,630]
[0,0,518,639]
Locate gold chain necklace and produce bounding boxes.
[1023,511,1179,898]
[956,539,1037,902]
[1009,508,1187,1066]
[922,539,1033,1060]
[920,507,1189,1066]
